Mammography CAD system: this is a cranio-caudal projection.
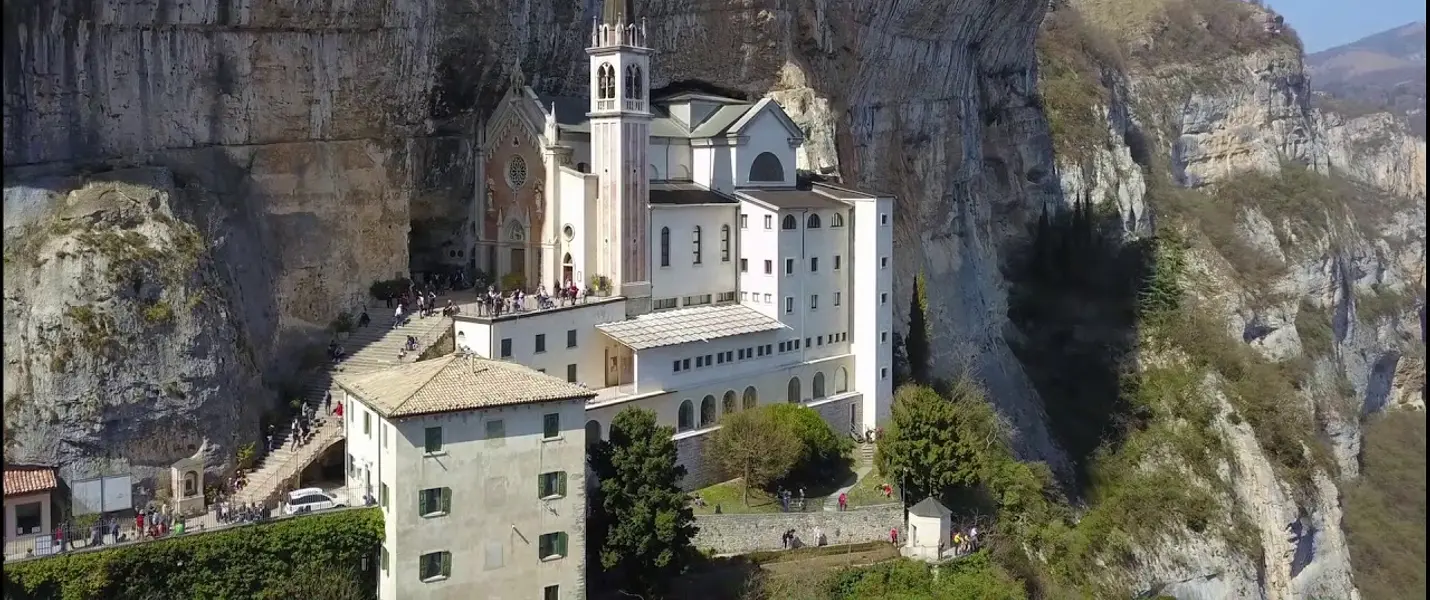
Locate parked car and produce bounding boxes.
[283,488,344,516]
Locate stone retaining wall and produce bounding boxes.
[692,503,902,555]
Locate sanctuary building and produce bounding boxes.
[460,1,895,488]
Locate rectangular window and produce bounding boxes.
[682,358,691,370]
[834,255,842,270]
[784,297,794,313]
[717,291,735,303]
[765,344,773,354]
[696,355,705,368]
[811,295,818,310]
[763,260,773,274]
[740,214,749,229]
[738,349,746,359]
[784,258,794,275]
[881,256,889,269]
[834,292,841,306]
[654,298,678,310]
[804,337,811,348]
[741,291,748,301]
[424,427,443,454]
[810,257,819,272]
[419,551,451,581]
[692,227,703,264]
[567,329,577,348]
[881,293,888,305]
[684,294,713,307]
[380,483,389,508]
[535,334,547,353]
[673,360,682,372]
[704,354,713,365]
[817,335,824,345]
[566,364,577,383]
[763,293,771,303]
[545,585,560,600]
[543,413,561,439]
[363,411,371,436]
[881,331,888,343]
[486,419,505,441]
[539,532,569,560]
[419,487,451,517]
[740,258,748,272]
[538,472,568,499]
[778,342,786,352]
[881,367,889,379]
[758,346,766,356]
[717,353,725,364]
[881,213,889,225]
[764,215,773,229]
[721,226,731,262]
[500,338,513,358]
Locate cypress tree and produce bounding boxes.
[907,274,931,384]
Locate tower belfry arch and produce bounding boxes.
[588,0,653,317]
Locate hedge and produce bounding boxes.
[3,508,383,600]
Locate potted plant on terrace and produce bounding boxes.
[589,275,611,297]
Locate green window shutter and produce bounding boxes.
[442,488,452,513]
[441,551,451,576]
[558,472,567,496]
[557,532,568,557]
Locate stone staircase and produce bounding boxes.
[860,442,875,465]
[232,305,456,507]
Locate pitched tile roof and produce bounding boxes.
[596,304,786,350]
[5,465,58,497]
[336,354,596,419]
[909,497,952,519]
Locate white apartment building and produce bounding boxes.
[459,1,895,488]
[337,353,596,600]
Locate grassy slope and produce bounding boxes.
[1343,412,1428,600]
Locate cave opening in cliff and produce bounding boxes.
[649,80,752,102]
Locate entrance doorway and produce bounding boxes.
[604,348,619,387]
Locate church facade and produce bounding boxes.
[456,6,895,489]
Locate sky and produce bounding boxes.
[1264,0,1427,53]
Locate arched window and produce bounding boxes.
[781,215,798,230]
[700,395,717,427]
[743,386,758,410]
[787,377,801,403]
[748,151,784,182]
[813,372,826,399]
[678,400,694,432]
[183,471,199,497]
[831,213,845,227]
[585,420,602,446]
[597,63,615,99]
[722,390,737,416]
[692,226,703,264]
[659,227,670,267]
[633,65,644,99]
[835,367,849,393]
[720,225,731,262]
[624,65,635,99]
[806,213,821,229]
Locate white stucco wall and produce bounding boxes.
[848,194,895,429]
[736,201,781,320]
[692,143,735,193]
[649,204,740,305]
[650,138,693,181]
[358,398,587,600]
[732,106,798,188]
[453,299,628,387]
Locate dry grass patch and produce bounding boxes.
[1343,412,1427,600]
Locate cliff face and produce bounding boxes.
[3,1,1425,597]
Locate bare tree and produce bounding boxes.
[711,410,799,506]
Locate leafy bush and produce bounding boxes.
[367,277,409,301]
[500,271,526,292]
[824,553,1026,600]
[143,301,174,324]
[235,442,257,471]
[3,508,383,600]
[1295,301,1335,357]
[763,404,853,484]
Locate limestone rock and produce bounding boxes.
[2,168,265,491]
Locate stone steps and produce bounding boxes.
[231,304,456,507]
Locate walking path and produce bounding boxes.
[824,443,875,511]
[230,297,462,507]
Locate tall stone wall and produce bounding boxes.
[691,504,902,555]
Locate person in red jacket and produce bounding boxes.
[335,401,344,418]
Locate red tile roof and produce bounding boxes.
[4,466,58,497]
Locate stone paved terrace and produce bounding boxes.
[229,292,468,507]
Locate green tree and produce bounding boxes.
[711,409,800,506]
[264,564,370,600]
[765,404,852,483]
[588,408,699,597]
[906,274,931,384]
[875,381,995,505]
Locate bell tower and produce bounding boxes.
[588,0,653,317]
